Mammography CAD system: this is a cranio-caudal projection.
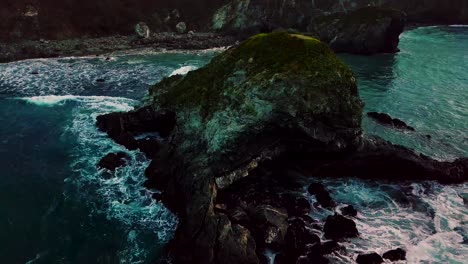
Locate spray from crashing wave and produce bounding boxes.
[15,95,179,262]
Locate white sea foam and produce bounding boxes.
[449,24,468,28]
[306,179,468,263]
[16,95,135,109]
[169,65,198,76]
[60,96,178,262]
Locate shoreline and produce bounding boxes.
[0,32,237,64]
[2,24,466,64]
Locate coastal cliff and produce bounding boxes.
[1,0,467,42]
[96,32,468,263]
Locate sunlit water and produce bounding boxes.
[0,27,466,263]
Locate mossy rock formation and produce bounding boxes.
[96,31,468,264]
[145,32,362,263]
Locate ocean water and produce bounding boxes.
[0,27,466,263]
[0,50,219,263]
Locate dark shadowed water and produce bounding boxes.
[0,27,466,263]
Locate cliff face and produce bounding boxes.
[308,7,406,54]
[0,0,226,41]
[2,0,468,41]
[1,0,467,41]
[381,0,468,24]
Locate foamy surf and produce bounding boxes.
[59,96,178,262]
[169,65,198,76]
[304,178,468,263]
[16,95,136,109]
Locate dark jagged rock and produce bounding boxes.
[250,205,289,248]
[96,106,176,152]
[356,252,384,264]
[323,213,359,240]
[341,205,358,217]
[283,218,320,262]
[282,193,312,217]
[367,112,415,131]
[136,138,161,158]
[98,152,129,171]
[307,183,335,209]
[212,0,322,36]
[382,248,406,261]
[307,241,344,261]
[308,7,406,54]
[314,136,468,184]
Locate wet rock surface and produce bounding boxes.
[307,183,335,209]
[367,112,415,131]
[323,213,359,240]
[382,248,406,261]
[341,205,358,217]
[356,252,384,264]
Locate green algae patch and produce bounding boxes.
[148,32,363,154]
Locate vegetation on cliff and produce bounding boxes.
[148,32,363,154]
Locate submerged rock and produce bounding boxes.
[356,252,384,264]
[308,7,406,54]
[98,152,129,171]
[367,112,415,131]
[382,248,406,261]
[341,205,358,217]
[323,213,359,240]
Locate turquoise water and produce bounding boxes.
[0,50,218,263]
[0,27,466,263]
[341,26,468,159]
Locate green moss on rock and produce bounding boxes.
[148,32,362,154]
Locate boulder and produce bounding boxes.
[98,152,129,171]
[250,205,289,248]
[135,22,150,39]
[341,205,358,217]
[356,252,384,264]
[323,213,359,240]
[307,183,335,209]
[176,22,187,34]
[308,7,406,54]
[382,248,406,261]
[367,112,415,131]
